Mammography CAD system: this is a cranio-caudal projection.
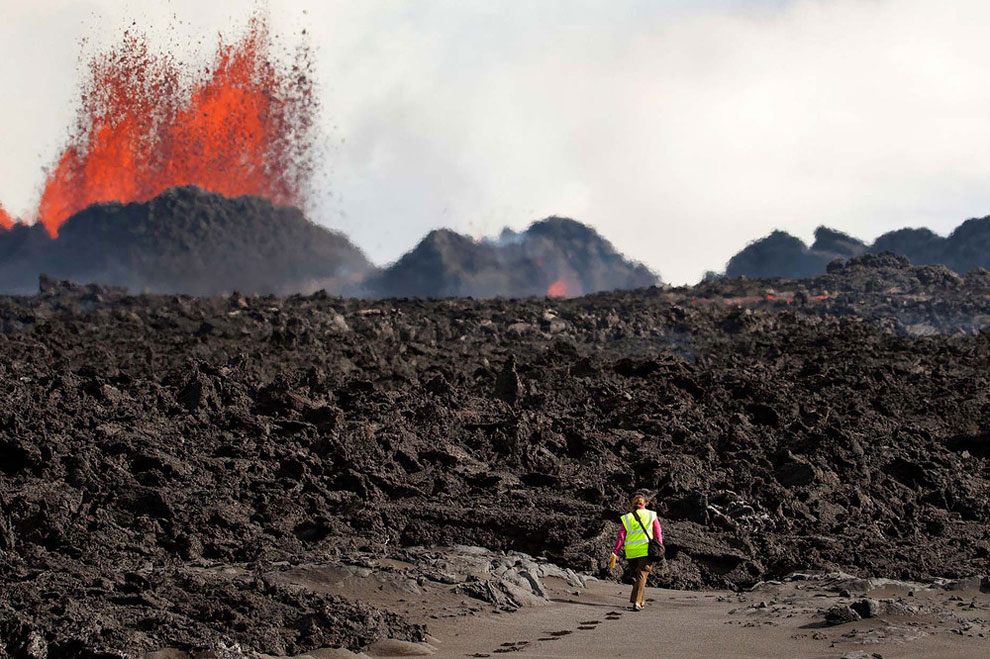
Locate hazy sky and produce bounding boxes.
[2,0,990,284]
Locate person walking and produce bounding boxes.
[610,493,663,611]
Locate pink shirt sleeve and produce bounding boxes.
[612,527,626,555]
[654,519,663,544]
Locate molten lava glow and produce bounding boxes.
[28,15,315,238]
[547,277,571,298]
[0,204,12,230]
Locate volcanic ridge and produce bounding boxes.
[0,186,658,299]
[0,186,372,297]
[366,217,657,299]
[725,221,990,280]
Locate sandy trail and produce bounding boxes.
[422,580,988,658]
[274,561,989,659]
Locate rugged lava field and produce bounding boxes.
[1,254,989,655]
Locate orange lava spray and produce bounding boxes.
[28,14,316,238]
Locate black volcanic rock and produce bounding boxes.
[868,217,990,274]
[0,194,653,299]
[724,230,826,279]
[726,226,866,280]
[370,216,658,298]
[870,227,944,266]
[371,229,496,298]
[726,216,990,280]
[818,251,928,293]
[0,186,373,296]
[2,275,990,653]
[809,226,866,260]
[942,216,990,273]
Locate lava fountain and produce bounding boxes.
[7,14,317,237]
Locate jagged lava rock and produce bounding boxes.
[2,253,990,655]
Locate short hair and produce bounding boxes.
[630,494,646,510]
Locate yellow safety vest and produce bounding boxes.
[621,508,657,559]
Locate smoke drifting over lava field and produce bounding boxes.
[366,217,658,299]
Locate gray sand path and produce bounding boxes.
[274,563,988,659]
[421,580,988,659]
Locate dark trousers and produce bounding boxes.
[628,557,652,605]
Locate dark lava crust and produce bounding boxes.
[1,256,989,656]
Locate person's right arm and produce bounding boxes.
[612,527,626,556]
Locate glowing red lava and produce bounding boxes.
[0,204,13,230]
[4,15,316,237]
[547,277,571,298]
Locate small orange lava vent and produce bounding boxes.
[547,277,571,298]
[22,14,316,238]
[0,204,13,231]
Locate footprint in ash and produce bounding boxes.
[492,641,530,653]
[488,615,616,655]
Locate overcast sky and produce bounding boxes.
[2,0,990,284]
